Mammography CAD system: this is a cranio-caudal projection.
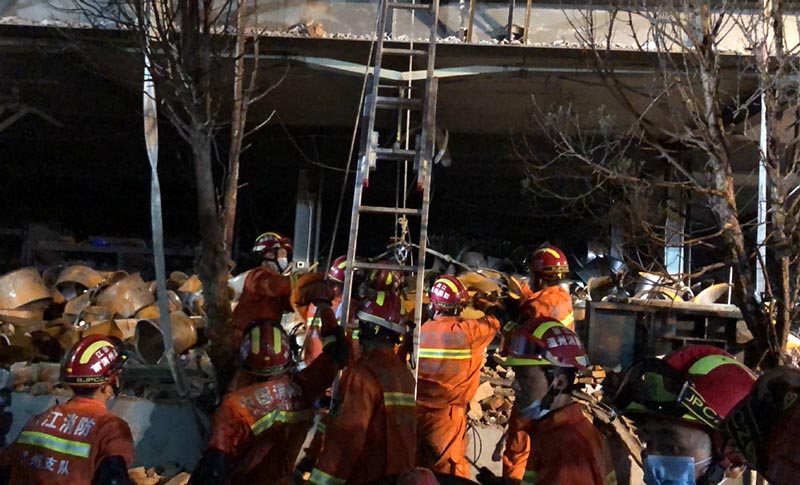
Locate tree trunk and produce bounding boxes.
[222,0,247,251]
[191,127,236,391]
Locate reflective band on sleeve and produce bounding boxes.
[251,326,261,355]
[376,291,386,306]
[607,471,618,485]
[307,317,323,328]
[322,335,336,347]
[352,329,360,340]
[687,355,751,376]
[309,468,346,485]
[521,469,538,485]
[531,320,563,340]
[384,392,415,408]
[562,312,574,324]
[273,327,282,354]
[316,421,327,434]
[250,408,313,436]
[417,348,472,360]
[17,431,91,458]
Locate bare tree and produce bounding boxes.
[73,0,285,388]
[519,0,800,365]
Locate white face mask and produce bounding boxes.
[518,399,550,420]
[277,257,289,271]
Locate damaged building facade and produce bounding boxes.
[1,0,799,482]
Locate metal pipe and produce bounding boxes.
[523,0,532,44]
[467,0,476,42]
[757,92,767,298]
[506,0,516,42]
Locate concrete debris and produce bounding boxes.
[0,16,751,53]
[470,362,516,428]
[163,472,191,485]
[128,466,161,485]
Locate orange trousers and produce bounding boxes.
[416,405,469,478]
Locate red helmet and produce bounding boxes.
[500,317,588,369]
[252,232,293,255]
[356,291,408,338]
[429,275,469,312]
[62,335,126,388]
[527,245,569,279]
[328,255,348,284]
[615,345,756,430]
[724,367,800,484]
[240,321,293,376]
[367,262,403,293]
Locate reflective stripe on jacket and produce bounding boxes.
[207,354,337,484]
[231,267,292,346]
[310,346,416,485]
[416,314,500,408]
[519,284,574,330]
[3,397,134,484]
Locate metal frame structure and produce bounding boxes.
[339,0,440,389]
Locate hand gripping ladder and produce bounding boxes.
[339,0,440,389]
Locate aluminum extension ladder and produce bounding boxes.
[339,0,440,385]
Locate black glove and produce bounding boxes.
[188,449,231,485]
[92,456,133,485]
[322,326,349,368]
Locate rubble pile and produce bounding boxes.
[0,265,213,398]
[469,359,515,427]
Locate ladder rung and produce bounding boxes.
[374,147,417,160]
[354,262,419,273]
[359,205,423,216]
[375,96,423,110]
[383,47,428,57]
[388,2,431,11]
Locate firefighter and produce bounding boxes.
[230,232,295,349]
[519,245,574,329]
[252,231,294,273]
[326,255,348,315]
[501,245,574,483]
[501,317,616,485]
[1,335,134,484]
[190,319,347,485]
[308,291,417,484]
[416,275,501,477]
[723,366,800,485]
[614,345,757,485]
[294,256,354,474]
[298,279,337,367]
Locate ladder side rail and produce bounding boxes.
[340,74,378,336]
[412,77,438,392]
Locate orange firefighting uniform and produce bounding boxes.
[518,283,574,330]
[503,405,532,484]
[308,346,417,485]
[302,301,338,366]
[231,267,292,345]
[206,353,339,484]
[415,313,500,477]
[503,281,574,482]
[3,396,135,484]
[521,403,617,485]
